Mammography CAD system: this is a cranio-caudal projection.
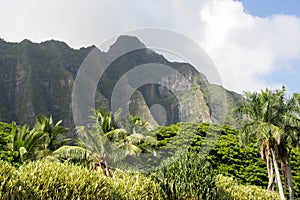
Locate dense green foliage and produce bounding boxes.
[199,124,268,187]
[196,123,300,198]
[150,122,300,198]
[0,122,19,165]
[1,104,299,199]
[290,148,300,198]
[0,116,74,166]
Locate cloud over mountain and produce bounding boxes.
[1,0,300,92]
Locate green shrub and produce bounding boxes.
[151,152,220,200]
[0,159,163,200]
[215,174,280,200]
[0,122,20,165]
[1,160,117,199]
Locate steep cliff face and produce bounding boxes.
[0,40,33,123]
[0,36,243,128]
[0,39,93,127]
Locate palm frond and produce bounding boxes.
[52,145,93,161]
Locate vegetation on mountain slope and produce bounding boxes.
[0,36,299,199]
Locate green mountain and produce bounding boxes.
[0,36,243,129]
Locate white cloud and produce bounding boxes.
[1,0,300,93]
[194,0,300,92]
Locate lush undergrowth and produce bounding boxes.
[0,157,280,200]
[0,159,162,200]
[1,120,298,199]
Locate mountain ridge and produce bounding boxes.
[0,36,243,128]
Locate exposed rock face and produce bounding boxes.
[0,36,243,128]
[158,71,193,95]
[157,70,211,123]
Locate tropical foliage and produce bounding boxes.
[35,108,156,176]
[0,87,299,199]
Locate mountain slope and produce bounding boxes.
[0,36,243,128]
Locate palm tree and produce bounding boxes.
[10,122,45,162]
[269,87,300,200]
[76,108,156,175]
[236,88,285,199]
[9,116,71,162]
[33,115,70,153]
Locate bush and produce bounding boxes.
[0,159,163,200]
[215,174,280,200]
[151,152,220,200]
[0,122,20,165]
[1,160,116,199]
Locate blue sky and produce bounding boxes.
[265,58,300,94]
[240,0,300,17]
[0,0,299,94]
[239,0,300,93]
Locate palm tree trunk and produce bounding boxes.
[279,143,288,192]
[261,145,274,191]
[285,154,294,200]
[281,160,287,191]
[267,155,274,191]
[271,148,285,200]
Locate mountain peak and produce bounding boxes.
[108,35,146,55]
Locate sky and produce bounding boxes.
[0,0,300,94]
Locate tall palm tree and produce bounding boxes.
[269,87,300,200]
[236,88,285,200]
